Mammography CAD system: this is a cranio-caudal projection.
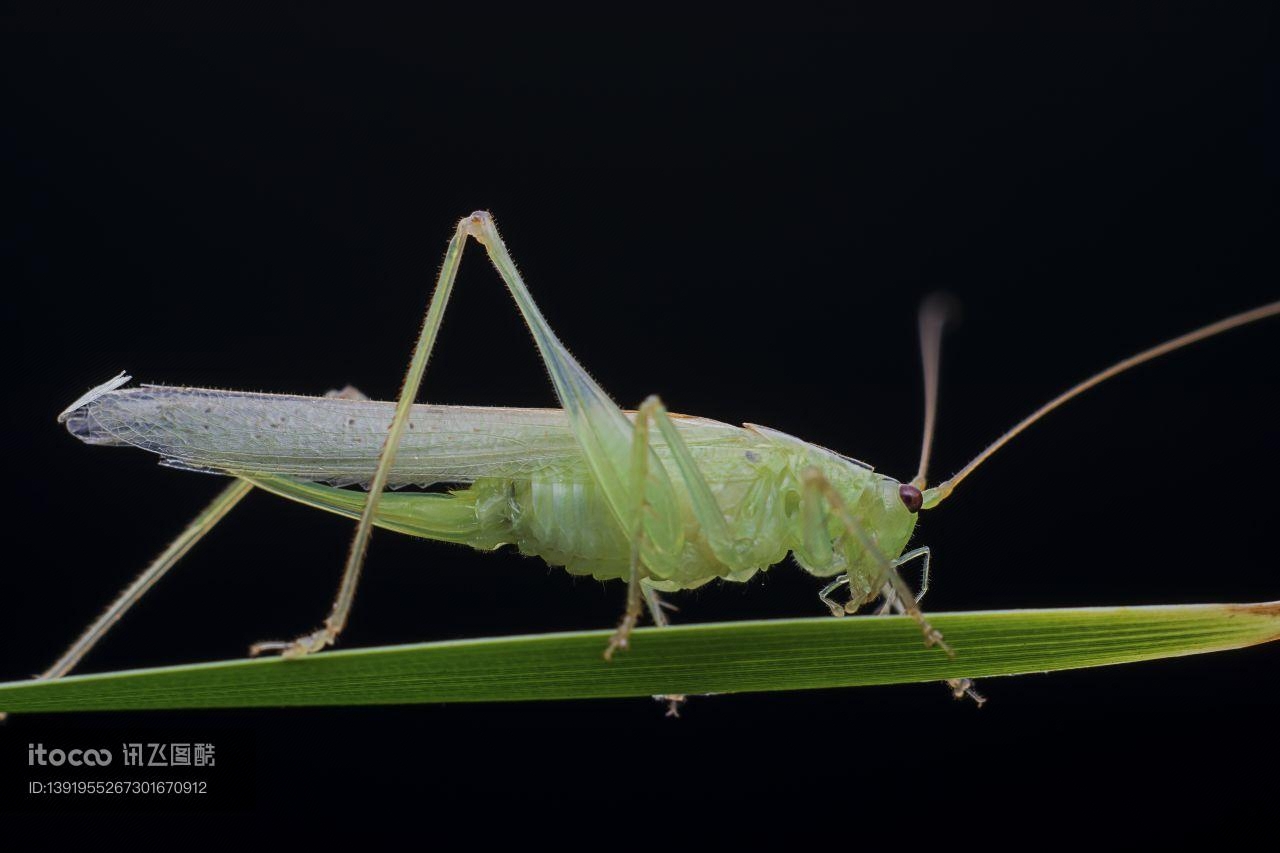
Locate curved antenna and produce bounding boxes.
[923,299,1280,509]
[911,294,958,489]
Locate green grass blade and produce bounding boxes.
[2,601,1277,712]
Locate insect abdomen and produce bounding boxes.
[504,479,633,581]
[495,463,796,588]
[244,450,805,589]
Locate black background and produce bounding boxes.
[2,15,1277,830]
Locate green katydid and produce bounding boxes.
[45,211,1280,710]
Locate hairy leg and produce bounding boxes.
[799,467,953,657]
[800,480,985,704]
[250,215,479,657]
[603,394,657,661]
[0,479,251,721]
[641,583,687,717]
[252,212,693,658]
[874,546,931,615]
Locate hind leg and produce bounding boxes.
[0,476,250,722]
[248,217,480,658]
[13,384,367,712]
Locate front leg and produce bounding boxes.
[819,575,852,618]
[875,585,986,707]
[800,475,985,704]
[874,546,931,614]
[799,468,953,657]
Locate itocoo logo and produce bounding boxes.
[28,743,113,766]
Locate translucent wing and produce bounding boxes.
[63,385,756,487]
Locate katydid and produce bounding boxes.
[43,212,1280,709]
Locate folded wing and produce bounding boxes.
[63,385,753,488]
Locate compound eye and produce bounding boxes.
[898,484,923,513]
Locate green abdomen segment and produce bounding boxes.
[240,473,513,550]
[238,473,645,581]
[238,471,793,588]
[507,479,631,580]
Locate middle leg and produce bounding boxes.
[602,394,659,661]
[642,582,687,717]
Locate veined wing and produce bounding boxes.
[62,385,759,487]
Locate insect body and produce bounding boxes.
[66,389,914,596]
[39,211,1280,709]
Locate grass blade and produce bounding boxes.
[2,601,1277,712]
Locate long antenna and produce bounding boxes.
[923,299,1280,509]
[911,294,957,489]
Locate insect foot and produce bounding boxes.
[924,627,955,658]
[655,694,687,717]
[248,626,337,660]
[909,611,956,659]
[603,611,639,662]
[818,575,852,617]
[947,678,987,707]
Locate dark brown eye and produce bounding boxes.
[899,484,923,513]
